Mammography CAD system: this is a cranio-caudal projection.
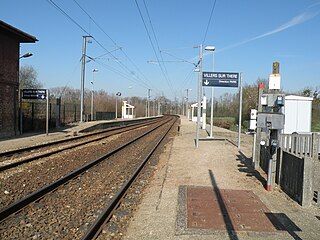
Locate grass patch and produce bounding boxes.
[312,121,320,132]
[211,117,236,130]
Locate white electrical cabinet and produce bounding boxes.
[283,95,313,134]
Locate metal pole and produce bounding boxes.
[20,89,23,135]
[182,97,185,116]
[46,89,49,136]
[158,100,160,115]
[91,81,94,121]
[237,73,243,149]
[80,36,88,123]
[196,44,203,148]
[252,132,256,167]
[209,51,215,138]
[267,157,273,191]
[147,89,151,117]
[115,95,118,119]
[185,89,188,118]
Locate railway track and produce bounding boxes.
[0,118,161,172]
[0,117,170,210]
[0,115,178,239]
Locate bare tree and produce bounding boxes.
[19,65,42,89]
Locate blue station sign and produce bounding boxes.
[22,89,47,100]
[202,72,239,87]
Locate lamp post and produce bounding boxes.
[195,44,203,148]
[147,89,151,117]
[205,45,215,138]
[115,92,121,119]
[91,68,98,121]
[18,52,33,135]
[128,86,133,104]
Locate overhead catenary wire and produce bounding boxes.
[47,0,160,95]
[202,0,218,45]
[72,0,161,95]
[47,0,90,35]
[92,58,152,90]
[160,50,197,66]
[181,68,196,88]
[134,0,175,96]
[142,0,172,88]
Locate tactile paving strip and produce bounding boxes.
[186,186,277,232]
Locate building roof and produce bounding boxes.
[285,95,313,101]
[0,20,38,43]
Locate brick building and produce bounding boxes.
[0,21,37,138]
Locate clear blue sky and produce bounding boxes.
[1,0,320,101]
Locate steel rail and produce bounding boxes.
[0,118,161,158]
[0,118,163,172]
[81,116,177,240]
[0,117,172,222]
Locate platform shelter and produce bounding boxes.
[121,101,135,119]
[190,99,205,123]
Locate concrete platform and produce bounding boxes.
[0,116,161,153]
[123,116,320,240]
[0,120,105,153]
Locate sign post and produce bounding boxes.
[202,72,242,148]
[46,89,49,136]
[21,89,49,135]
[238,73,243,150]
[20,90,23,135]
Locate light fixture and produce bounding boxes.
[19,52,33,59]
[205,46,215,51]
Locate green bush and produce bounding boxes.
[243,120,249,130]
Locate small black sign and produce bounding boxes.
[22,89,47,100]
[202,72,239,88]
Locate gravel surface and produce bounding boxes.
[0,117,176,239]
[0,120,164,209]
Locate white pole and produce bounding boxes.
[202,96,206,129]
[185,89,188,118]
[209,50,215,138]
[196,44,203,148]
[46,89,49,136]
[238,73,243,149]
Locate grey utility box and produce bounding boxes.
[261,93,285,107]
[257,112,285,130]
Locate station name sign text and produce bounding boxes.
[202,72,239,88]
